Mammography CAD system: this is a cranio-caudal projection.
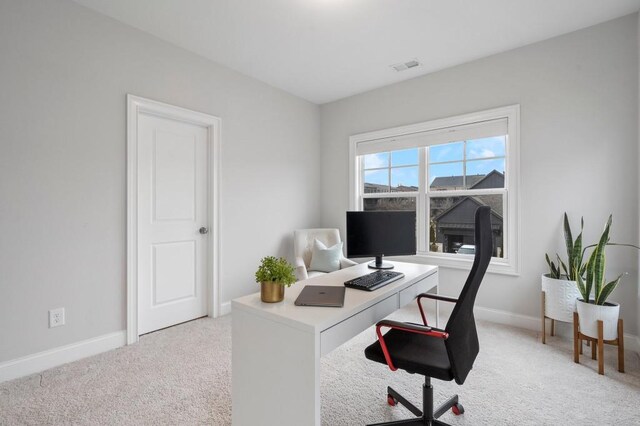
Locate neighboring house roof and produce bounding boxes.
[468,170,504,189]
[364,183,418,193]
[430,174,484,189]
[364,183,388,192]
[430,170,504,190]
[431,171,505,224]
[394,185,419,192]
[365,170,504,193]
[363,170,504,220]
[435,196,503,225]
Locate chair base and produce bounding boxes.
[368,378,463,426]
[369,419,449,426]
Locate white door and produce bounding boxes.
[137,112,209,334]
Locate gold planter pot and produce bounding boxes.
[261,281,285,303]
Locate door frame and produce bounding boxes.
[126,94,221,345]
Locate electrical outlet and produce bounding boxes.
[49,308,65,328]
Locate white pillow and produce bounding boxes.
[309,239,343,273]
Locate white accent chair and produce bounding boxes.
[293,228,357,280]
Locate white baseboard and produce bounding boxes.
[468,306,640,353]
[220,301,231,316]
[434,303,540,332]
[621,334,640,353]
[0,331,126,384]
[474,306,540,331]
[1,304,636,384]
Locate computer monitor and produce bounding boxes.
[346,211,417,270]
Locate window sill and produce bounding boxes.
[386,254,520,276]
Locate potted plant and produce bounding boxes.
[575,215,623,340]
[255,256,297,303]
[542,214,583,325]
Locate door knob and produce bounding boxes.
[199,227,209,235]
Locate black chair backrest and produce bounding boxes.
[444,206,493,384]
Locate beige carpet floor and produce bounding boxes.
[1,305,639,425]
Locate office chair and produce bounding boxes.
[364,206,492,426]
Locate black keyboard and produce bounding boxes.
[344,270,405,291]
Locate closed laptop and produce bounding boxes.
[294,285,346,307]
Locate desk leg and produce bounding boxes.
[436,287,439,328]
[427,283,440,328]
[232,309,320,426]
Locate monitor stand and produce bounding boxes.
[368,255,394,270]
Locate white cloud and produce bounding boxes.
[433,146,452,162]
[364,153,387,169]
[468,148,496,158]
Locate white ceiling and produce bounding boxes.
[72,0,640,104]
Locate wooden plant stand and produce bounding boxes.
[573,311,624,375]
[540,292,556,344]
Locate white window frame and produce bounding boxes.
[349,105,520,275]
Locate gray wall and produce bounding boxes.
[0,0,320,362]
[320,15,639,335]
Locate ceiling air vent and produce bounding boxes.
[391,59,421,72]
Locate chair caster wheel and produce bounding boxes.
[452,403,464,415]
[387,395,397,406]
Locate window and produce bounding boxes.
[362,149,419,213]
[349,105,519,275]
[428,137,506,258]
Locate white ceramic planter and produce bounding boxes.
[541,274,580,323]
[576,299,620,340]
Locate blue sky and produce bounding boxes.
[364,136,506,188]
[364,149,419,188]
[430,136,505,185]
[363,149,419,168]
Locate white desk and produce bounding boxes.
[231,261,438,426]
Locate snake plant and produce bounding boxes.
[576,215,623,305]
[546,213,638,304]
[544,253,562,279]
[545,213,585,280]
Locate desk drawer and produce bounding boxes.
[399,273,437,307]
[320,293,399,356]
